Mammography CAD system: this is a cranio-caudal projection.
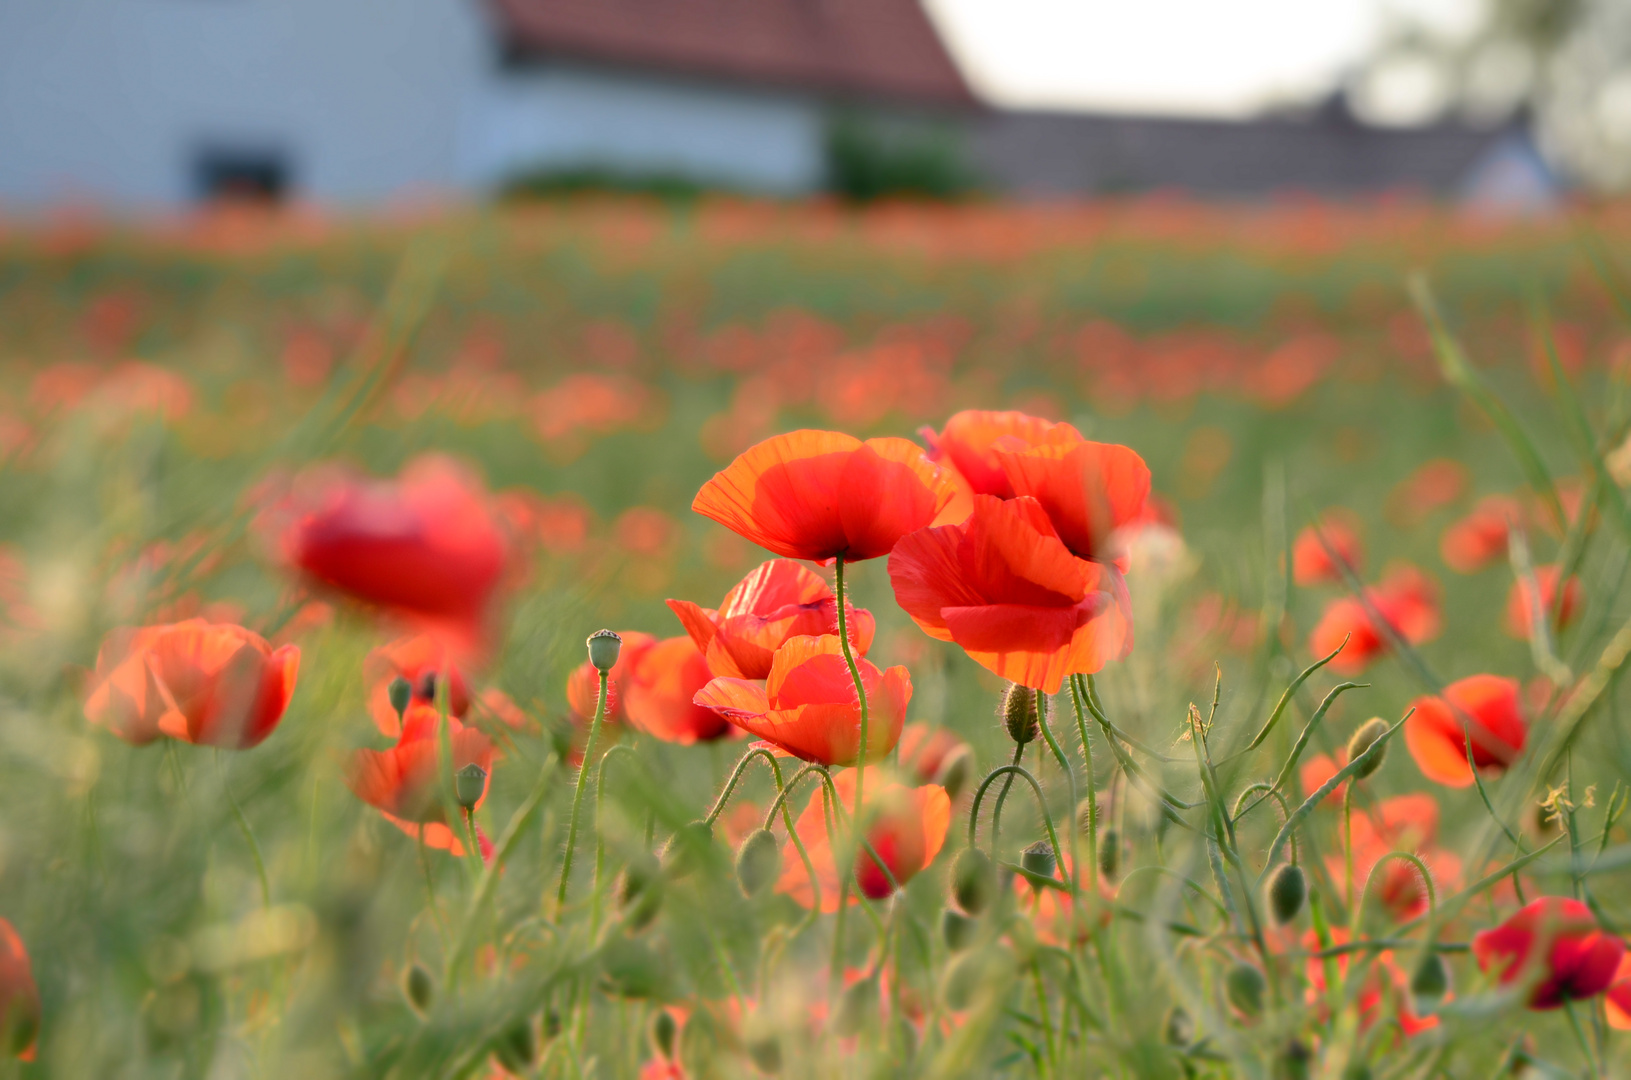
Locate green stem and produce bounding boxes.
[1068,676,1100,893]
[1034,691,1080,899]
[218,751,270,909]
[833,554,871,814]
[556,668,608,916]
[991,741,1025,848]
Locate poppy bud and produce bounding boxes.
[541,1009,562,1042]
[587,629,622,674]
[941,907,978,952]
[735,828,781,897]
[617,852,663,931]
[1225,962,1266,1017]
[599,937,664,999]
[1346,717,1390,779]
[941,947,1012,1011]
[649,1009,678,1060]
[831,974,878,1037]
[1021,840,1055,881]
[387,676,413,721]
[952,848,997,915]
[1098,827,1120,881]
[935,744,975,801]
[493,1018,538,1074]
[1164,1005,1194,1047]
[744,1014,783,1074]
[1265,863,1306,925]
[402,963,434,1016]
[662,820,714,880]
[1409,951,1449,1008]
[1274,1039,1312,1080]
[1001,683,1039,745]
[454,762,487,810]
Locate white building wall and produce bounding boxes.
[469,63,827,194]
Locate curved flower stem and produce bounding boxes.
[1034,691,1080,899]
[990,742,1025,849]
[556,668,608,917]
[967,765,1067,875]
[1350,851,1436,933]
[216,750,271,908]
[832,554,871,817]
[590,744,640,938]
[705,747,782,827]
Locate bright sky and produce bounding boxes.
[923,0,1475,117]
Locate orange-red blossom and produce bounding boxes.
[345,703,494,856]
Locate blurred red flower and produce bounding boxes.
[1388,459,1468,527]
[1328,793,1462,921]
[694,635,909,766]
[1308,563,1441,675]
[0,918,38,1061]
[276,455,513,654]
[1301,928,1439,1036]
[345,703,494,856]
[84,618,299,749]
[1604,954,1631,1030]
[1405,674,1526,787]
[992,440,1151,568]
[896,722,968,786]
[776,769,949,911]
[919,409,1083,499]
[1504,564,1580,640]
[693,430,956,564]
[889,494,1131,693]
[667,559,874,680]
[1299,751,1347,806]
[1473,897,1624,1009]
[1440,495,1523,574]
[1292,511,1363,587]
[364,635,471,738]
[622,636,735,744]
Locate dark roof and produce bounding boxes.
[487,0,977,108]
[973,101,1522,197]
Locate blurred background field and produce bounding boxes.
[1,199,1630,1075]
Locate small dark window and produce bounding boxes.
[194,146,291,203]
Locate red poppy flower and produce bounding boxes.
[693,635,910,766]
[1308,563,1441,675]
[990,439,1151,568]
[919,409,1084,499]
[1504,564,1581,640]
[0,918,38,1061]
[1292,511,1363,587]
[890,495,1131,693]
[345,703,494,855]
[1473,897,1625,1009]
[364,635,471,738]
[897,722,968,786]
[1604,954,1631,1030]
[275,455,513,652]
[84,619,299,749]
[776,769,949,911]
[1300,751,1347,806]
[622,636,735,744]
[1014,855,1116,947]
[565,630,656,725]
[1325,793,1462,921]
[1405,674,1526,787]
[1301,928,1439,1036]
[666,560,874,680]
[691,430,956,563]
[1440,495,1522,574]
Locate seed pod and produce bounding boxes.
[952,848,997,915]
[649,1009,678,1060]
[1225,962,1266,1017]
[1163,1005,1194,1047]
[1020,840,1055,881]
[402,963,434,1015]
[935,744,975,801]
[387,676,413,721]
[1097,827,1120,881]
[1346,717,1390,779]
[1274,1039,1312,1080]
[454,762,487,810]
[941,907,978,952]
[831,974,878,1038]
[587,629,623,674]
[1001,683,1039,745]
[1409,952,1450,1007]
[735,828,781,897]
[492,1018,538,1074]
[1265,863,1306,925]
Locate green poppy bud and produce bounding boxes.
[1225,962,1266,1017]
[735,828,781,897]
[1346,717,1390,779]
[1164,1005,1193,1047]
[1001,683,1039,745]
[1409,952,1449,1007]
[662,820,713,880]
[599,937,664,999]
[492,1018,538,1073]
[402,963,434,1016]
[454,762,487,810]
[587,629,622,674]
[935,744,975,801]
[744,1013,782,1074]
[952,847,996,915]
[1020,840,1055,881]
[831,974,878,1038]
[541,1009,562,1042]
[1097,827,1120,881]
[387,676,413,721]
[649,1009,678,1060]
[941,907,978,952]
[1274,1039,1312,1080]
[617,852,663,931]
[1265,863,1306,925]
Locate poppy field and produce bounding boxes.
[7,199,1631,1078]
